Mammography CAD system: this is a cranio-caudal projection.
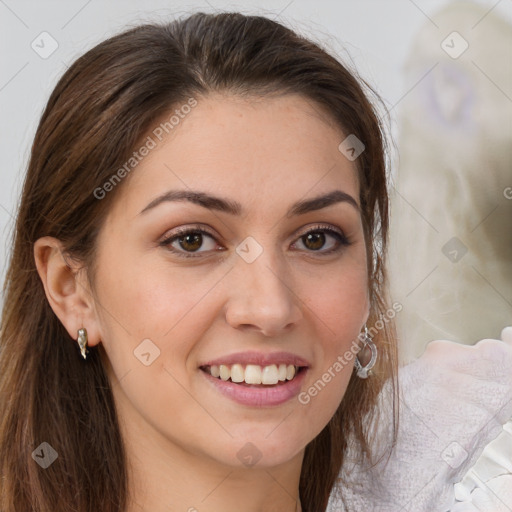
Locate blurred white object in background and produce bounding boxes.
[327,327,512,511]
[389,0,512,363]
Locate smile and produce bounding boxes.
[201,363,304,385]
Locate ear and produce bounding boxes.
[33,236,101,348]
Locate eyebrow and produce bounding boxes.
[139,189,360,217]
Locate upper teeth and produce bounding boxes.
[208,364,298,385]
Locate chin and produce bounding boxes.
[205,423,314,469]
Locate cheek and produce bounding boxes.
[292,255,369,438]
[92,252,236,407]
[92,256,232,446]
[300,250,369,337]
[95,251,213,339]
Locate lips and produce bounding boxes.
[198,351,310,406]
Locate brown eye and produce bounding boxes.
[302,232,326,251]
[292,226,349,255]
[177,233,203,252]
[160,227,220,258]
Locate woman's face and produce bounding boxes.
[90,92,369,469]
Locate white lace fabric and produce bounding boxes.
[327,326,512,512]
[451,418,512,511]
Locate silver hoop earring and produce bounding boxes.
[77,328,89,360]
[354,325,377,378]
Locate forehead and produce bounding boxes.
[110,92,360,219]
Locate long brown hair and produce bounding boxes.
[0,12,398,511]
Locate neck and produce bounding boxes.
[124,434,303,512]
[119,406,303,512]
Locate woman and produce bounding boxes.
[0,10,509,512]
[0,11,398,511]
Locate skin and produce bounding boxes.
[34,92,370,512]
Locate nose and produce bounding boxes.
[224,248,303,337]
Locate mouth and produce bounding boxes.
[198,351,310,406]
[200,363,307,387]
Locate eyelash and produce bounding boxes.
[159,223,351,259]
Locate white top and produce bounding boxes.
[327,326,512,511]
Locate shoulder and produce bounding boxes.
[327,327,512,512]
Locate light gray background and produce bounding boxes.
[1,0,511,347]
